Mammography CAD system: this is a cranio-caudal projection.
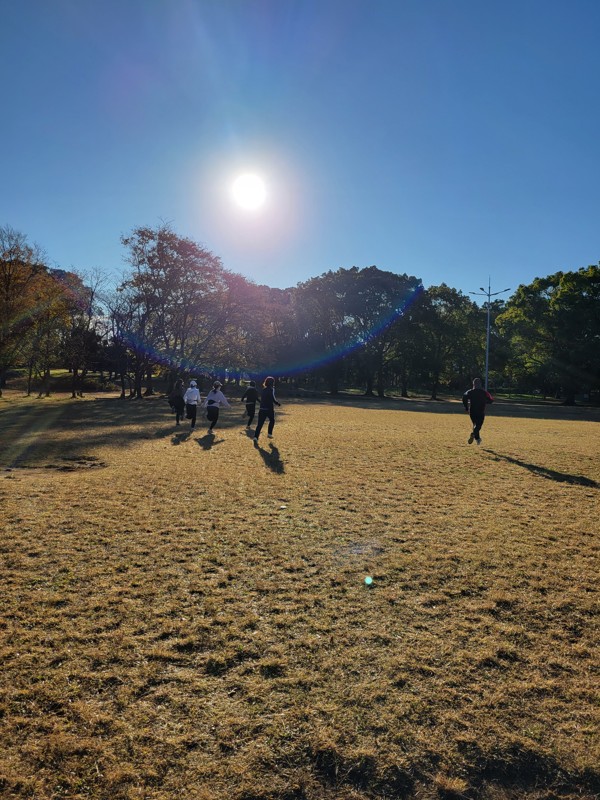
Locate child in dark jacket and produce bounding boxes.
[241,381,260,427]
[253,377,281,444]
[168,378,186,426]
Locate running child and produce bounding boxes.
[240,380,260,427]
[183,380,201,429]
[253,376,281,444]
[203,381,231,433]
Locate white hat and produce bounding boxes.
[190,380,197,387]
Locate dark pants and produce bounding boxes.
[207,405,219,430]
[245,402,256,426]
[470,412,485,439]
[174,401,184,425]
[186,403,197,428]
[254,408,274,439]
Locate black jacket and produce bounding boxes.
[241,387,259,403]
[259,386,280,411]
[463,387,493,415]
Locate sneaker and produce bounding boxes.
[253,437,258,445]
[476,437,481,445]
[468,433,474,444]
[267,433,273,439]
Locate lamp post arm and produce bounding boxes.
[470,282,511,392]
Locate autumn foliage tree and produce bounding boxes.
[2,221,598,403]
[0,226,48,395]
[116,224,231,396]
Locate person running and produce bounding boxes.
[253,376,281,444]
[168,378,186,426]
[183,380,201,430]
[240,380,260,427]
[462,377,493,445]
[203,381,231,433]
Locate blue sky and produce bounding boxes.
[2,0,599,299]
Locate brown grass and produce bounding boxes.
[0,391,599,799]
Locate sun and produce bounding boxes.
[231,173,267,210]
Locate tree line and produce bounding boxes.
[1,223,598,404]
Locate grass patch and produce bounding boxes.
[1,392,599,799]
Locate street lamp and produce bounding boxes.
[470,278,511,390]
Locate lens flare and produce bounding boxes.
[114,283,424,380]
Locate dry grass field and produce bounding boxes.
[0,390,598,800]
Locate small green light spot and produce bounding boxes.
[364,576,373,586]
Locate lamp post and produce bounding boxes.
[470,278,511,391]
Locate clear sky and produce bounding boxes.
[2,0,599,299]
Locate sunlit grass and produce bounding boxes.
[1,392,598,799]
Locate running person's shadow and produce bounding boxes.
[255,441,285,474]
[171,430,192,445]
[197,434,225,451]
[487,450,599,488]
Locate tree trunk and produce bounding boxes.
[144,368,154,396]
[376,367,385,398]
[400,368,409,398]
[27,359,34,396]
[39,368,51,398]
[134,367,144,399]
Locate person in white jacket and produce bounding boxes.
[183,380,201,429]
[203,381,231,433]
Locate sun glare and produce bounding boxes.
[231,173,267,210]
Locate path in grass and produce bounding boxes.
[1,394,599,799]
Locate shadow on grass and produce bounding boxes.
[254,440,285,474]
[171,430,192,445]
[196,433,225,451]
[0,396,269,468]
[308,733,600,797]
[1,393,597,471]
[289,393,600,421]
[487,451,599,488]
